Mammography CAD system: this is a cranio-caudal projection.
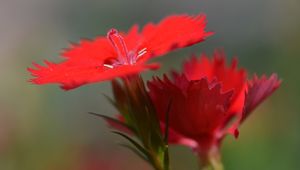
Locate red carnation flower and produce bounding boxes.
[28,14,212,90]
[147,50,281,166]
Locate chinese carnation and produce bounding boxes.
[147,50,281,167]
[28,14,212,90]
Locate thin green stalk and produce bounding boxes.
[198,147,223,170]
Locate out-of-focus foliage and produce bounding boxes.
[0,0,299,169]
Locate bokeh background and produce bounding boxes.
[0,0,299,169]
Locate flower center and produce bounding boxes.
[105,28,147,69]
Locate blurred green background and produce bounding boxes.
[0,0,299,169]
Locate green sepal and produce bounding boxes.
[102,93,117,107]
[112,131,151,160]
[88,112,136,134]
[118,143,151,164]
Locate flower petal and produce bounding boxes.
[62,38,116,60]
[242,73,281,120]
[183,50,247,118]
[28,59,159,90]
[148,74,233,146]
[160,122,198,149]
[226,74,281,137]
[138,14,213,61]
[184,50,247,96]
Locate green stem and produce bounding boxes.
[152,156,164,170]
[149,146,170,170]
[163,145,170,170]
[198,147,223,170]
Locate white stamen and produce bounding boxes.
[103,64,114,68]
[136,48,147,59]
[138,48,147,54]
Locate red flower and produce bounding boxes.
[147,50,281,156]
[28,14,212,90]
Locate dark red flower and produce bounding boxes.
[28,14,212,90]
[147,50,281,156]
